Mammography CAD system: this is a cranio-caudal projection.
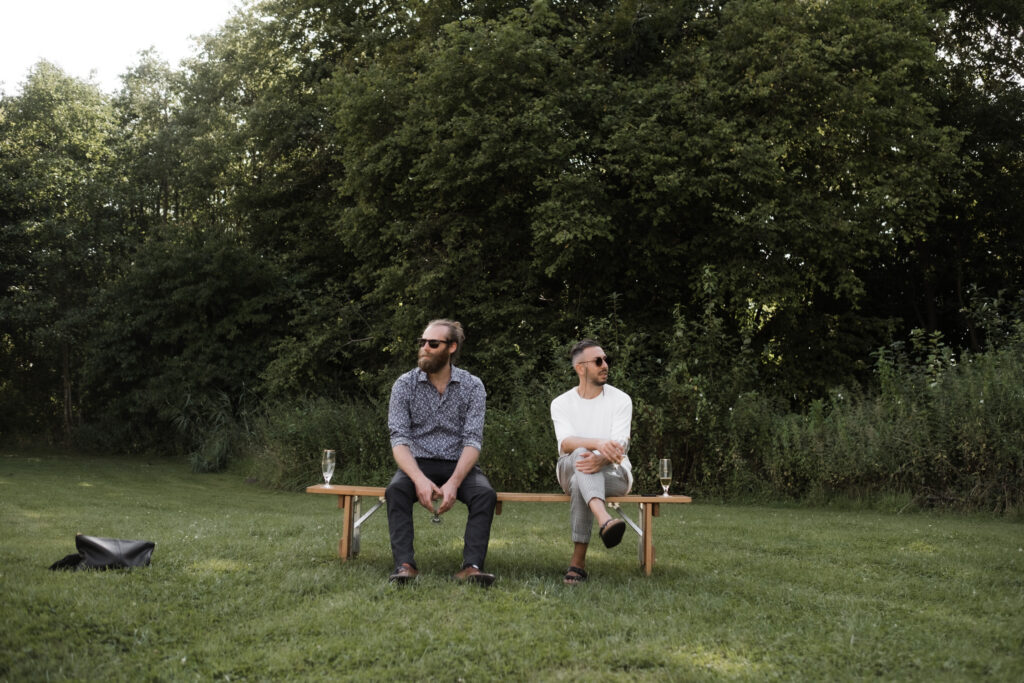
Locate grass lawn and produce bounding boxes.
[1,448,1021,681]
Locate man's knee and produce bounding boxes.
[386,472,414,503]
[463,478,496,512]
[569,476,581,497]
[479,485,497,509]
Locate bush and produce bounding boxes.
[78,231,289,457]
[754,342,1024,512]
[916,348,1024,511]
[245,392,559,492]
[247,397,392,491]
[482,394,558,492]
[172,390,253,473]
[241,291,1024,512]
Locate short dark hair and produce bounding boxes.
[569,339,601,366]
[427,319,465,362]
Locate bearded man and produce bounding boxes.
[384,319,497,586]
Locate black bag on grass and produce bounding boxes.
[49,534,155,571]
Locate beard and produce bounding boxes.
[418,348,451,374]
[584,367,609,386]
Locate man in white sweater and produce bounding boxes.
[550,339,633,585]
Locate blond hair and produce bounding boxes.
[426,319,465,362]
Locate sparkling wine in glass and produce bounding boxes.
[321,449,336,487]
[431,497,442,524]
[658,458,672,496]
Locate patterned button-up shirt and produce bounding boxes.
[388,365,486,460]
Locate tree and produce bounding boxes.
[684,0,964,395]
[328,1,595,394]
[169,0,398,399]
[324,0,966,398]
[0,62,119,439]
[112,50,186,230]
[891,1,1024,347]
[4,0,1019,470]
[80,230,289,454]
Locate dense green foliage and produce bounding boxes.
[2,1,1022,509]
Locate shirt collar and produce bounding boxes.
[415,365,462,383]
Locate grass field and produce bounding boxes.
[1,448,1021,681]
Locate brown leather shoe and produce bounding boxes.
[388,563,418,584]
[453,565,495,587]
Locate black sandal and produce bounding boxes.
[599,518,626,548]
[563,565,588,585]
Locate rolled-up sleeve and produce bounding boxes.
[610,394,632,444]
[388,373,413,449]
[550,395,573,455]
[461,375,486,452]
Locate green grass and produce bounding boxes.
[1,449,1021,681]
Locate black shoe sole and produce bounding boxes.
[600,519,626,548]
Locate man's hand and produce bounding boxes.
[434,445,479,516]
[559,437,626,464]
[437,480,459,514]
[415,476,442,512]
[597,439,625,464]
[575,451,608,474]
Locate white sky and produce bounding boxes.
[1,0,244,95]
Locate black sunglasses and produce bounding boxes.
[416,338,451,349]
[579,356,611,368]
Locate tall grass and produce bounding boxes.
[747,345,1024,512]
[2,449,1022,680]
[246,393,562,493]
[240,343,1024,514]
[246,397,393,490]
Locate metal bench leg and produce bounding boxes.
[609,501,657,575]
[608,501,643,536]
[336,494,385,560]
[352,496,386,557]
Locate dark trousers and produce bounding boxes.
[385,459,497,570]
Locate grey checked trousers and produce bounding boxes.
[557,448,631,544]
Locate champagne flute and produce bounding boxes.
[321,449,336,487]
[431,496,442,524]
[658,458,672,496]
[613,438,630,472]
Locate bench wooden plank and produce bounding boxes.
[307,485,691,505]
[309,484,389,497]
[306,484,691,575]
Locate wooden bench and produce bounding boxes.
[306,484,692,575]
